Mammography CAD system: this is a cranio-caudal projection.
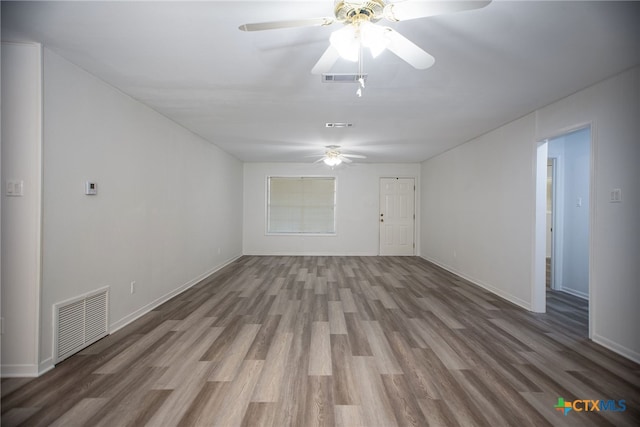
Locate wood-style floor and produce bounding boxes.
[2,256,639,426]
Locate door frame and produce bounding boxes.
[547,157,559,290]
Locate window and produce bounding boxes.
[267,177,336,234]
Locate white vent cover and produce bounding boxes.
[322,73,368,83]
[54,287,109,363]
[325,123,353,128]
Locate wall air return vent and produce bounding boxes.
[54,286,109,363]
[322,73,368,83]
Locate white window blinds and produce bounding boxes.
[267,177,336,234]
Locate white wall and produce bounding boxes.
[536,66,640,362]
[421,115,537,309]
[244,163,420,255]
[1,43,43,377]
[421,66,640,362]
[39,49,243,370]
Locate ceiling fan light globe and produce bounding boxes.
[330,26,360,61]
[323,157,342,167]
[360,22,390,58]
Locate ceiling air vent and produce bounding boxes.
[322,73,368,83]
[325,123,353,128]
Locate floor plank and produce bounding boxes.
[2,256,639,426]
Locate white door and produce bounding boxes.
[379,178,415,255]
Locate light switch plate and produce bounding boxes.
[610,188,622,203]
[6,180,24,196]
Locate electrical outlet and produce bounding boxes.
[85,181,98,195]
[130,281,136,294]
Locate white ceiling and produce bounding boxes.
[3,1,639,163]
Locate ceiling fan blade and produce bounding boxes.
[339,156,353,164]
[239,17,334,32]
[384,0,491,22]
[385,28,435,70]
[311,45,341,75]
[341,154,367,159]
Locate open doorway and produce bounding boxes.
[535,126,591,332]
[548,128,591,300]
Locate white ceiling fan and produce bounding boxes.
[239,1,491,75]
[310,145,367,167]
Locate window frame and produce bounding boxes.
[266,176,337,236]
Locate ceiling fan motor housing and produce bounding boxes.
[334,0,385,24]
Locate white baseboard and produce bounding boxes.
[38,358,54,376]
[1,363,39,378]
[419,255,533,311]
[592,333,640,365]
[110,254,242,334]
[556,287,589,300]
[242,251,379,256]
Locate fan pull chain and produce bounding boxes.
[356,42,365,97]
